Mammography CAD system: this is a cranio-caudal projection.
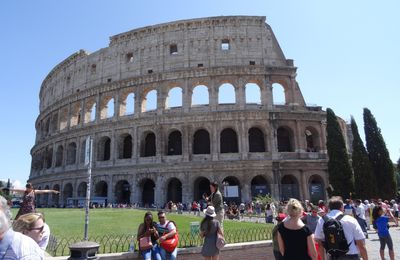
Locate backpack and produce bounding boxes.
[322,214,350,257]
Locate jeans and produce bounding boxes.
[141,244,161,260]
[156,245,177,260]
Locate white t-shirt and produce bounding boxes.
[354,204,366,220]
[315,210,365,255]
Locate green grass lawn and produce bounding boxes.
[11,208,271,239]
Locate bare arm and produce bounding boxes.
[34,189,60,194]
[277,231,285,256]
[355,239,368,260]
[307,234,318,260]
[317,240,326,260]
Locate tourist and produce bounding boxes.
[372,205,398,260]
[272,213,286,260]
[200,206,223,260]
[354,199,368,238]
[137,211,160,260]
[155,210,178,260]
[9,182,59,220]
[302,206,320,234]
[205,182,224,227]
[314,196,368,260]
[277,198,317,260]
[0,195,44,259]
[12,212,50,250]
[265,203,274,223]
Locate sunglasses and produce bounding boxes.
[29,225,45,233]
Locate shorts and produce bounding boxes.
[379,234,393,251]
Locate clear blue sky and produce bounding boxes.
[1,1,399,187]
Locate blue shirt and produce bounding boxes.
[375,216,390,237]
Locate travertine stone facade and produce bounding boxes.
[30,16,329,207]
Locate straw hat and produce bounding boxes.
[203,206,217,217]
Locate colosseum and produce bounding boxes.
[30,16,332,208]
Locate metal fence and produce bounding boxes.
[47,226,273,257]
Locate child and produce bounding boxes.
[372,205,398,260]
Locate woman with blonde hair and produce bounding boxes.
[12,212,50,250]
[277,198,317,260]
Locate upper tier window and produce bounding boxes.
[170,44,178,55]
[221,39,230,51]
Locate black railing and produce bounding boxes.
[47,226,273,257]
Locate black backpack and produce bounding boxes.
[322,214,350,257]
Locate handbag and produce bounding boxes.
[216,228,226,250]
[139,236,153,251]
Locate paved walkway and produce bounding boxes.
[365,226,400,260]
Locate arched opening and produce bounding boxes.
[70,102,81,127]
[77,182,87,197]
[120,134,132,159]
[52,184,60,206]
[105,98,114,119]
[193,129,210,154]
[272,83,286,105]
[277,127,293,152]
[59,107,68,131]
[94,181,108,197]
[245,83,261,104]
[222,176,241,204]
[141,179,155,207]
[90,103,96,122]
[167,131,182,155]
[66,142,77,165]
[167,178,182,203]
[305,127,319,152]
[309,175,325,203]
[191,85,209,106]
[115,180,131,204]
[55,145,63,167]
[45,147,53,169]
[97,137,111,161]
[281,175,300,200]
[125,93,135,115]
[218,83,236,104]
[141,132,156,157]
[63,183,73,206]
[142,90,157,112]
[251,175,270,198]
[220,128,238,153]
[165,87,182,108]
[248,127,266,152]
[193,177,210,201]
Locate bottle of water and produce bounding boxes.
[129,235,135,252]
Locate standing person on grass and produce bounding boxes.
[277,198,318,260]
[372,205,398,260]
[200,206,223,260]
[204,182,224,227]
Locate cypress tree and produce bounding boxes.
[326,108,354,198]
[363,108,397,198]
[350,116,377,198]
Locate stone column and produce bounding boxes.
[263,77,273,109]
[237,79,246,110]
[295,120,304,152]
[240,119,248,160]
[107,175,114,204]
[182,173,191,205]
[134,91,142,118]
[182,125,190,162]
[183,79,191,113]
[155,175,166,207]
[272,162,281,200]
[157,85,165,116]
[241,183,250,203]
[212,123,219,161]
[67,102,72,130]
[300,170,309,201]
[95,93,101,123]
[209,80,218,111]
[114,91,120,119]
[320,120,327,153]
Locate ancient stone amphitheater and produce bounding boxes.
[30,16,331,207]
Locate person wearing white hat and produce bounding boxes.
[200,206,223,260]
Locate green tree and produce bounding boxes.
[350,117,377,198]
[363,108,397,198]
[326,108,354,198]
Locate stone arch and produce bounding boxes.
[251,175,270,198]
[63,183,73,206]
[248,127,266,152]
[125,93,135,115]
[142,89,157,112]
[165,87,183,108]
[167,178,182,203]
[191,85,209,106]
[70,102,81,127]
[100,96,114,119]
[55,145,63,167]
[141,132,156,157]
[218,83,236,104]
[59,106,68,131]
[115,180,131,204]
[52,184,60,206]
[141,178,155,207]
[220,128,238,153]
[94,181,108,197]
[193,129,210,154]
[118,133,132,159]
[277,126,294,152]
[66,142,77,165]
[45,146,53,169]
[281,175,300,200]
[222,176,241,204]
[305,126,320,152]
[308,174,325,203]
[193,177,210,201]
[272,83,286,105]
[167,130,182,155]
[77,182,87,197]
[84,97,96,123]
[97,136,111,161]
[245,83,261,104]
